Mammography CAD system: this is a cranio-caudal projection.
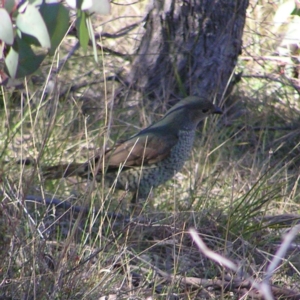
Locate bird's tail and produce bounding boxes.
[18,158,104,180]
[41,163,88,179]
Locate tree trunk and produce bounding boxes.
[128,0,249,105]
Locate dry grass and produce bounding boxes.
[1,1,300,299]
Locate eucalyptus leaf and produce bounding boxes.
[82,0,110,14]
[16,37,45,77]
[40,2,70,55]
[5,46,19,78]
[0,8,14,45]
[16,3,51,48]
[76,10,89,51]
[4,0,16,14]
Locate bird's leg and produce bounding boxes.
[130,191,138,204]
[129,191,140,213]
[130,188,153,215]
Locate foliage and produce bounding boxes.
[0,0,110,80]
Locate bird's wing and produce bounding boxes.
[104,132,178,170]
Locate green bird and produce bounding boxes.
[42,96,222,203]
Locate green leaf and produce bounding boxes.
[17,38,45,77]
[86,15,98,62]
[76,10,89,51]
[81,0,110,14]
[66,0,84,9]
[4,0,16,14]
[66,0,110,15]
[40,3,70,55]
[16,3,51,49]
[291,7,300,16]
[28,0,43,6]
[0,9,14,45]
[5,38,45,78]
[273,0,295,24]
[5,46,19,78]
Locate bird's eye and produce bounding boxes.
[202,109,209,113]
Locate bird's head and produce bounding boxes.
[163,96,222,130]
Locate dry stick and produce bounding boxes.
[241,74,300,93]
[189,227,300,300]
[1,182,125,217]
[223,124,298,131]
[57,20,141,74]
[261,224,300,299]
[24,195,126,220]
[189,228,238,271]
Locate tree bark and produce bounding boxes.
[128,0,249,105]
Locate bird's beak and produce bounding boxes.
[213,106,223,114]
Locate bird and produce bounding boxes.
[41,96,222,203]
